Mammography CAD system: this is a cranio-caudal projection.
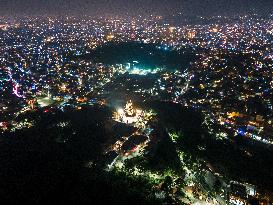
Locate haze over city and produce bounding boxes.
[1,0,272,16]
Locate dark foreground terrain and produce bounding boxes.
[0,103,272,204]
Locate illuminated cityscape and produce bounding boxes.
[0,0,273,204]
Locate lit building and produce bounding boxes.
[114,100,143,124]
[124,100,136,117]
[187,30,196,39]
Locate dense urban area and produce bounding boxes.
[0,13,273,204]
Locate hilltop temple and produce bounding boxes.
[114,100,142,124]
[124,100,136,117]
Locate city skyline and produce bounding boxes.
[0,1,273,204]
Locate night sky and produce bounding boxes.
[0,0,272,16]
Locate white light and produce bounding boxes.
[118,108,124,115]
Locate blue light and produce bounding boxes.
[237,128,245,136]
